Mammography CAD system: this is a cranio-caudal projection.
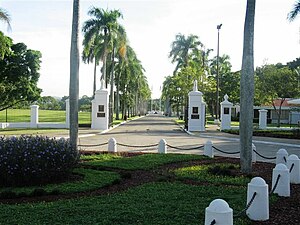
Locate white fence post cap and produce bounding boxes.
[207,199,232,213]
[275,163,289,171]
[250,177,267,186]
[277,148,288,155]
[288,154,299,160]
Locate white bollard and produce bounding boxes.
[246,177,269,221]
[276,149,288,165]
[272,163,290,197]
[205,199,233,225]
[108,138,117,153]
[287,154,300,184]
[252,143,257,163]
[158,139,167,154]
[204,140,214,158]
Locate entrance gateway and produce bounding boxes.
[188,80,206,132]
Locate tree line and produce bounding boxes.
[162,35,300,126]
[0,6,151,121]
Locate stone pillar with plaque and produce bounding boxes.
[91,80,109,130]
[188,80,206,131]
[220,94,233,130]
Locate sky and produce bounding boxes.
[0,0,299,99]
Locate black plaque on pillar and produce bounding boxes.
[191,114,199,119]
[98,105,104,112]
[224,108,229,115]
[97,112,105,118]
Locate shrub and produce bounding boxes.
[0,136,80,186]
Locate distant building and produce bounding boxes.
[232,98,300,125]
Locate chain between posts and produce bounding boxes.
[233,192,257,218]
[284,156,287,163]
[78,142,108,147]
[270,174,281,195]
[289,163,295,173]
[117,143,157,148]
[212,146,240,155]
[253,149,276,160]
[166,144,204,151]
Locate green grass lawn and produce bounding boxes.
[0,153,274,225]
[0,182,249,225]
[0,109,91,124]
[0,168,120,195]
[82,153,207,170]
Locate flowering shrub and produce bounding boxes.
[0,136,80,186]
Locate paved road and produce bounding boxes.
[78,115,300,163]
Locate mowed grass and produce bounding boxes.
[0,168,120,195]
[0,182,250,225]
[82,153,208,170]
[0,109,90,123]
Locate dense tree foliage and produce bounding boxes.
[82,7,150,121]
[0,33,42,111]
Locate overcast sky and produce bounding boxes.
[1,0,299,98]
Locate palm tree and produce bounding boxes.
[82,35,103,98]
[69,0,80,149]
[288,0,300,21]
[240,0,256,173]
[0,7,11,30]
[82,7,122,88]
[169,33,203,74]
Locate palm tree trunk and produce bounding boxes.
[69,0,80,150]
[110,48,115,126]
[240,0,256,174]
[115,71,120,120]
[93,58,97,98]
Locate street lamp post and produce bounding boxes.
[216,23,222,122]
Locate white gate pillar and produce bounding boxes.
[259,109,268,129]
[220,94,233,131]
[30,105,39,128]
[188,80,206,132]
[91,80,109,130]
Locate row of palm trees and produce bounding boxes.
[81,7,151,121]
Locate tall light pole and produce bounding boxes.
[216,23,222,121]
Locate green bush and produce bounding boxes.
[0,136,80,186]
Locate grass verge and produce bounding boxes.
[0,182,250,225]
[81,153,208,170]
[0,168,120,196]
[173,163,251,186]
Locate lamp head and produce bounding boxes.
[217,24,222,29]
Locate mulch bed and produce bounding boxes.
[1,151,299,224]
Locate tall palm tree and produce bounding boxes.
[169,33,203,74]
[0,7,11,30]
[288,0,300,21]
[69,0,80,149]
[82,34,103,98]
[240,0,256,173]
[82,7,122,88]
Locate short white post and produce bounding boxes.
[287,154,300,184]
[276,149,288,165]
[246,177,269,221]
[158,139,167,154]
[252,143,257,163]
[258,109,268,129]
[30,105,39,128]
[272,163,290,197]
[65,99,70,129]
[204,140,214,158]
[205,199,233,225]
[108,138,117,153]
